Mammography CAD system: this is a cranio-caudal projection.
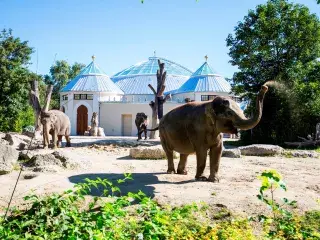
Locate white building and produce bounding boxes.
[60,55,243,137]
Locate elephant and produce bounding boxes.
[145,84,269,182]
[41,110,71,149]
[135,112,148,141]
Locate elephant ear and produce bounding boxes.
[212,97,228,115]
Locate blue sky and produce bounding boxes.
[1,0,319,78]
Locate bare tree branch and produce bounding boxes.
[148,84,157,95]
[43,84,53,112]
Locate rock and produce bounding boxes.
[222,148,241,158]
[0,144,19,175]
[19,150,36,161]
[27,154,63,168]
[130,145,178,159]
[287,150,318,158]
[52,151,80,169]
[239,144,284,156]
[98,127,105,137]
[2,133,31,150]
[33,165,60,173]
[23,172,39,179]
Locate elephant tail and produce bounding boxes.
[138,127,159,135]
[146,127,159,132]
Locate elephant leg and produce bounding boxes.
[208,143,222,183]
[137,127,142,141]
[195,148,208,181]
[57,135,62,148]
[52,131,58,149]
[144,129,147,140]
[161,140,175,174]
[177,154,188,175]
[43,127,49,149]
[65,135,71,147]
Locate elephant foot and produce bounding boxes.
[176,169,188,175]
[53,145,58,150]
[195,175,208,181]
[144,138,147,140]
[43,146,48,150]
[167,169,176,174]
[207,175,220,183]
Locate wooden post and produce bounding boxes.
[148,59,171,139]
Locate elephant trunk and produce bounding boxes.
[233,85,268,130]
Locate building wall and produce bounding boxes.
[60,91,124,135]
[99,102,182,136]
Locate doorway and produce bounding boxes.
[77,105,88,135]
[122,114,132,136]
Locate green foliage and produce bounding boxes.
[45,61,85,109]
[0,171,319,239]
[255,170,320,239]
[0,173,255,240]
[226,0,320,144]
[0,29,35,132]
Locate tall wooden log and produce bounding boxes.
[148,60,171,139]
[29,80,53,135]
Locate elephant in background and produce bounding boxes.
[145,84,269,182]
[135,112,148,141]
[41,110,71,149]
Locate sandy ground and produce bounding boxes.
[0,137,319,216]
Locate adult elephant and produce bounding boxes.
[146,84,269,182]
[135,112,148,141]
[41,110,71,149]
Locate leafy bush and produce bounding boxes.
[254,170,320,239]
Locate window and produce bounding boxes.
[62,95,68,101]
[74,94,93,100]
[201,95,216,101]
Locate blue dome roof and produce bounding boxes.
[61,61,124,94]
[111,57,192,95]
[174,62,231,94]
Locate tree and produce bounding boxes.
[0,29,35,132]
[45,61,85,109]
[226,0,320,144]
[148,60,171,139]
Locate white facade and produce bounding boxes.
[99,102,181,136]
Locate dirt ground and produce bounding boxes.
[0,137,319,216]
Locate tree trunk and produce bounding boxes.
[29,80,42,132]
[148,60,171,139]
[29,80,53,138]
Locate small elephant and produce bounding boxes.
[145,85,269,182]
[135,112,148,141]
[41,110,71,149]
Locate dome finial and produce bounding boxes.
[92,55,95,61]
[204,55,208,62]
[154,50,156,57]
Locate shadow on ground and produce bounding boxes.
[68,172,196,198]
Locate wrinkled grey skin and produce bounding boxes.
[147,85,268,182]
[135,112,148,141]
[41,110,71,149]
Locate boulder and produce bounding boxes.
[288,150,319,158]
[52,151,80,169]
[0,144,19,175]
[130,145,178,159]
[222,148,241,158]
[239,144,284,156]
[27,154,63,168]
[2,133,31,150]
